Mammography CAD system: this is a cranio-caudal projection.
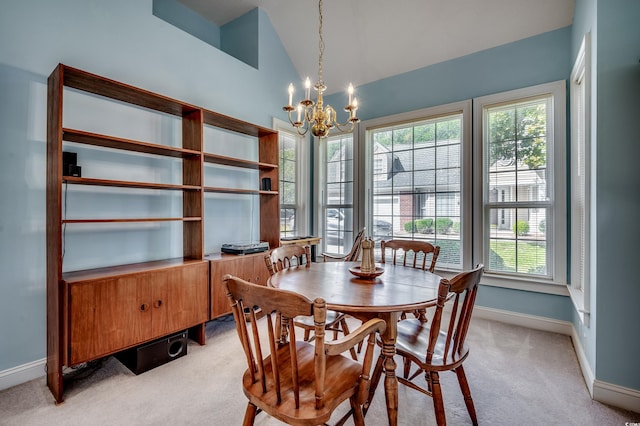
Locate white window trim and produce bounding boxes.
[315,130,358,254]
[359,100,473,271]
[568,33,592,325]
[473,80,568,294]
[273,118,310,235]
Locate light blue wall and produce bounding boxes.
[327,27,572,122]
[477,286,573,322]
[221,8,259,69]
[153,0,220,48]
[0,0,297,372]
[593,0,640,391]
[327,28,574,322]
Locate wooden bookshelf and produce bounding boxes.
[46,64,280,403]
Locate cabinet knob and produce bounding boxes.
[140,303,149,312]
[154,299,163,308]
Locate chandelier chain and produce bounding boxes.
[318,0,324,85]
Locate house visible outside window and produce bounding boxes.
[279,129,298,238]
[363,101,472,270]
[357,84,566,290]
[569,33,591,322]
[320,133,354,254]
[474,81,566,285]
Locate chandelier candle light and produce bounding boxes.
[283,0,359,138]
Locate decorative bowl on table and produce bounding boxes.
[349,264,384,279]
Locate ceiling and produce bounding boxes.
[179,0,575,95]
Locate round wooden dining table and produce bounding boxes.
[268,261,442,426]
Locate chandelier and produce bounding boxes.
[282,0,359,138]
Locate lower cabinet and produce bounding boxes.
[208,252,270,319]
[65,261,209,365]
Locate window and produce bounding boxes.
[474,81,566,286]
[278,129,299,238]
[319,133,355,254]
[569,34,591,322]
[363,101,472,270]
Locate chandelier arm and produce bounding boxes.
[333,121,358,133]
[286,108,310,136]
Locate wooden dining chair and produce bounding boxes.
[265,245,357,360]
[322,227,366,262]
[380,239,440,273]
[223,274,386,426]
[380,239,441,322]
[368,264,484,426]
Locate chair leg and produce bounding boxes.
[429,371,447,426]
[339,318,358,360]
[424,369,433,393]
[363,354,385,416]
[303,328,311,341]
[403,356,412,379]
[350,395,365,426]
[455,365,478,426]
[242,403,257,426]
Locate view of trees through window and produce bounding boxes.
[485,98,550,277]
[368,95,553,277]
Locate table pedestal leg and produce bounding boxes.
[380,312,399,426]
[382,343,398,425]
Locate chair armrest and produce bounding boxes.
[321,252,348,262]
[325,319,386,356]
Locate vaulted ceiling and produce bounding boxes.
[179,0,575,94]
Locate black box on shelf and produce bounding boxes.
[261,177,271,191]
[115,330,188,375]
[62,151,81,177]
[63,164,81,177]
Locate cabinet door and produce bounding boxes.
[252,254,270,286]
[210,255,269,319]
[210,257,243,319]
[68,276,150,365]
[150,262,209,337]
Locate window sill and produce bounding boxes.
[436,268,570,296]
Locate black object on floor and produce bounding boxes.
[115,331,188,375]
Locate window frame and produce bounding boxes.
[316,131,357,255]
[274,119,309,238]
[568,33,592,324]
[360,100,473,272]
[473,81,567,293]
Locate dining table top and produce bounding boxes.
[267,261,442,314]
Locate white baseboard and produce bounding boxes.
[593,379,640,414]
[570,325,595,397]
[474,306,640,414]
[473,306,574,335]
[0,358,46,392]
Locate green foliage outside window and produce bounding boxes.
[513,220,530,236]
[488,102,547,170]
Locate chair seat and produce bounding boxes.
[294,310,344,328]
[242,341,362,425]
[395,318,470,370]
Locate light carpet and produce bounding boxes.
[1,316,638,425]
